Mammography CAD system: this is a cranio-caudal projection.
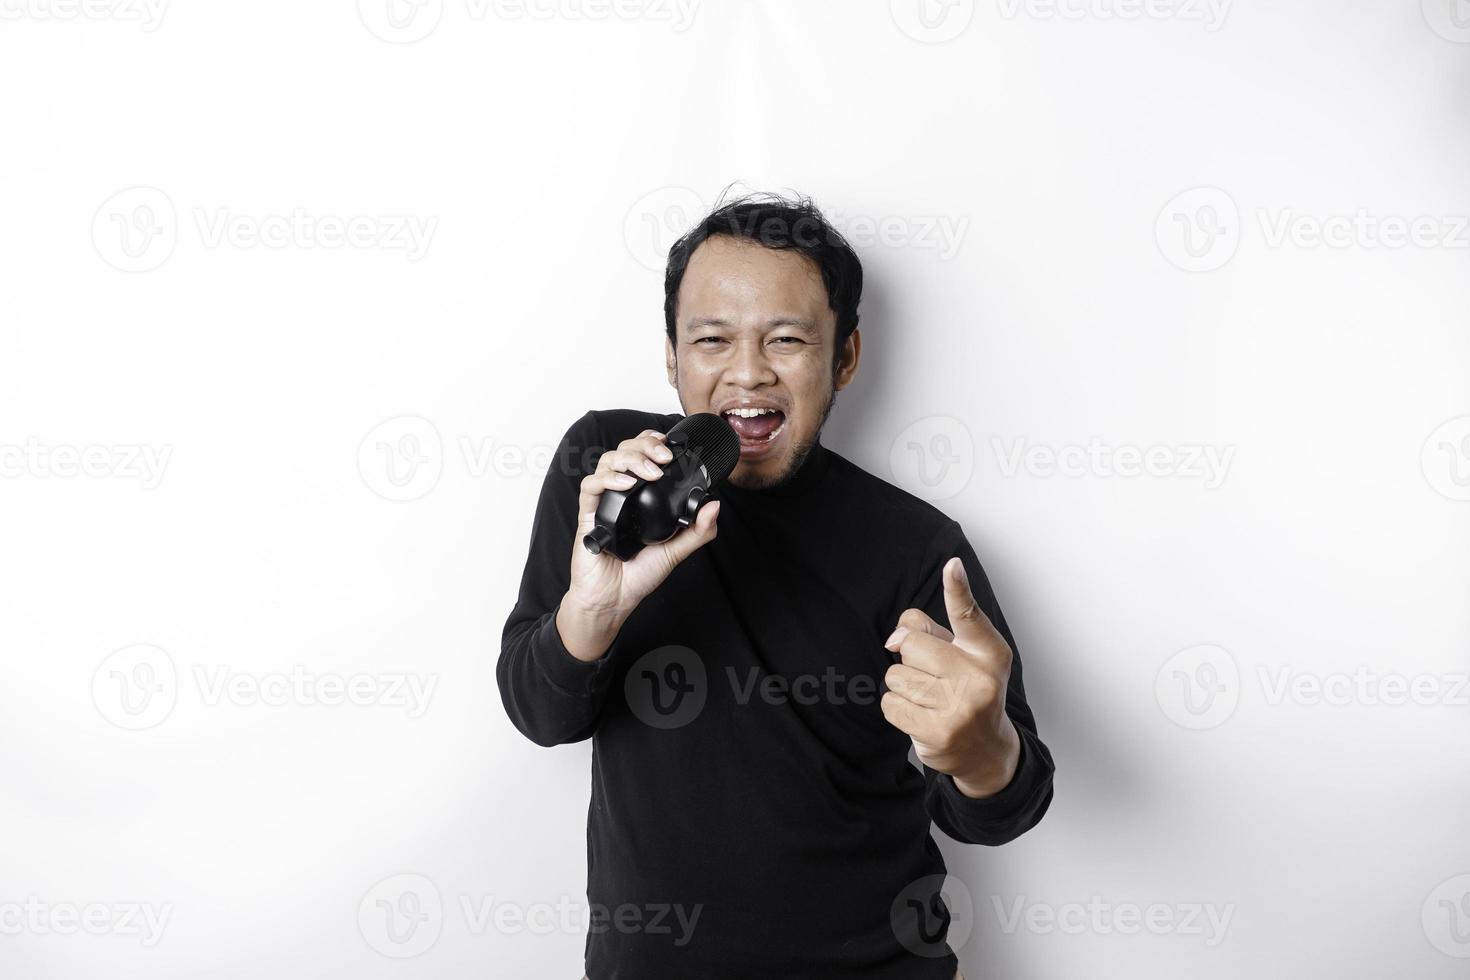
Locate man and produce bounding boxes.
[498,192,1055,979]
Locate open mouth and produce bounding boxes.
[721,407,787,456]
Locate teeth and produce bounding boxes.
[724,407,778,418]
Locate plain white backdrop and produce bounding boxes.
[2,1,1468,977]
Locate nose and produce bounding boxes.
[725,335,778,388]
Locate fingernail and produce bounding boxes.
[950,557,968,586]
[884,626,910,649]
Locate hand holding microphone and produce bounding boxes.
[558,414,738,662]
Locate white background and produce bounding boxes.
[2,1,1468,977]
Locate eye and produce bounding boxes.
[694,336,724,345]
[772,337,804,346]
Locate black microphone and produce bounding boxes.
[582,413,740,561]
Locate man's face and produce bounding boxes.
[666,234,860,489]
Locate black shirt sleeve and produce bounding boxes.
[496,410,620,747]
[911,521,1056,845]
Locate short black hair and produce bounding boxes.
[663,189,863,369]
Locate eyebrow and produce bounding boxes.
[686,317,820,337]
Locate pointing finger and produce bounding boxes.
[942,556,996,653]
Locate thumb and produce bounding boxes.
[941,555,993,651]
[657,498,721,567]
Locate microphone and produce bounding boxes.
[582,413,739,561]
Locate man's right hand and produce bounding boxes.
[557,428,722,662]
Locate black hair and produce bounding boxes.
[663,189,863,370]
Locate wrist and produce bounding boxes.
[951,718,1021,800]
[556,592,624,663]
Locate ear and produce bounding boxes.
[665,334,677,388]
[834,327,861,391]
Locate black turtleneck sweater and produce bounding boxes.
[498,409,1055,980]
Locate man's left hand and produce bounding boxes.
[881,556,1021,799]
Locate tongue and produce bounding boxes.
[726,412,783,441]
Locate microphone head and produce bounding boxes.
[666,412,740,485]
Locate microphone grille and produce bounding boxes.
[668,412,740,484]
